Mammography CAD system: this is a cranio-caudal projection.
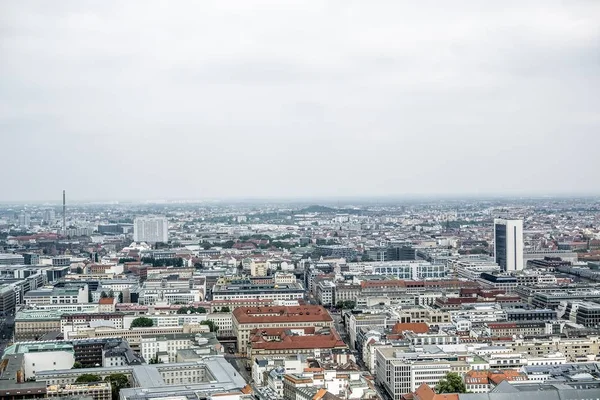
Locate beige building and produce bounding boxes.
[46,382,111,400]
[232,306,334,352]
[14,310,62,341]
[509,336,600,362]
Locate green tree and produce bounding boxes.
[202,243,212,250]
[336,301,356,310]
[108,290,114,298]
[76,266,83,274]
[200,320,219,333]
[75,374,101,383]
[118,292,123,303]
[131,317,153,328]
[100,291,108,298]
[435,372,466,394]
[220,306,231,313]
[72,361,83,369]
[105,373,129,400]
[177,306,206,314]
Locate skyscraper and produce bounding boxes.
[133,217,168,243]
[494,218,524,272]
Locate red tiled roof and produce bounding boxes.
[233,306,332,324]
[392,323,429,334]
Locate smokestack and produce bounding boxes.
[63,190,66,237]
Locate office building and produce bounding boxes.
[494,219,524,271]
[133,217,168,243]
[0,253,25,265]
[232,306,334,353]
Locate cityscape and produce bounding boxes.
[1,196,600,400]
[2,1,600,400]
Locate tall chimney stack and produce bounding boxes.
[63,190,66,237]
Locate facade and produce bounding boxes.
[133,216,168,243]
[46,382,111,400]
[23,285,88,306]
[141,333,198,363]
[212,280,305,302]
[494,219,524,272]
[232,306,334,352]
[0,253,25,265]
[247,326,347,361]
[14,310,63,341]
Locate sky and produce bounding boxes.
[1,1,599,202]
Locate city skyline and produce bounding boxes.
[2,1,599,201]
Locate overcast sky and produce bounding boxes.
[1,1,599,202]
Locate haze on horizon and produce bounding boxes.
[1,1,599,203]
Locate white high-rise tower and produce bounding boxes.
[494,218,524,272]
[133,217,168,243]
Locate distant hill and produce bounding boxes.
[299,205,337,213]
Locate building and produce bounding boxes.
[375,346,464,399]
[232,306,334,352]
[247,326,348,361]
[23,285,88,306]
[0,253,25,265]
[37,357,248,400]
[14,310,63,341]
[494,219,524,272]
[141,333,199,363]
[133,217,168,243]
[212,279,305,302]
[46,382,111,400]
[2,342,76,378]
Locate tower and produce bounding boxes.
[494,218,523,272]
[63,190,66,237]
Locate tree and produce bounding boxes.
[76,266,83,274]
[105,373,129,400]
[118,292,123,303]
[435,372,466,394]
[177,306,206,314]
[72,361,83,369]
[100,291,108,298]
[75,374,101,383]
[220,306,231,313]
[336,301,356,310]
[202,243,212,250]
[200,320,219,333]
[131,317,153,328]
[108,290,114,298]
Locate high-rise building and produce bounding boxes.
[42,209,56,223]
[494,218,524,272]
[17,212,31,228]
[133,217,168,243]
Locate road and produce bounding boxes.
[225,354,252,384]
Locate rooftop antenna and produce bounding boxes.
[63,190,66,237]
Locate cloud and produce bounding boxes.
[1,0,599,201]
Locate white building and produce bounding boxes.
[133,217,168,243]
[141,334,198,363]
[494,219,524,272]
